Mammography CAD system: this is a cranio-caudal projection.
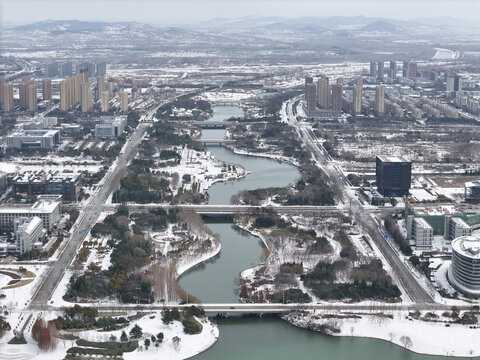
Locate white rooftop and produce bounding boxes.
[414,217,433,229]
[24,216,42,235]
[465,180,480,188]
[451,217,471,229]
[0,200,60,214]
[377,155,410,163]
[452,234,480,259]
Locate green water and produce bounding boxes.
[194,317,461,360]
[184,106,460,360]
[178,222,264,303]
[201,105,300,205]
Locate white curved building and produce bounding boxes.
[449,234,480,296]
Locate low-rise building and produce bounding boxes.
[408,202,480,235]
[6,129,60,149]
[12,171,82,201]
[14,216,44,254]
[0,172,8,195]
[444,215,472,240]
[94,116,127,138]
[60,124,82,134]
[465,180,480,203]
[407,217,433,250]
[22,117,58,130]
[0,198,61,230]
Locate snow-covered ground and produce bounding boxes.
[195,90,258,103]
[123,315,218,360]
[228,146,301,167]
[0,310,218,360]
[286,309,480,357]
[158,147,248,194]
[0,264,49,310]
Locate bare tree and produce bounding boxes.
[400,335,412,349]
[171,172,180,190]
[172,336,181,352]
[177,210,211,238]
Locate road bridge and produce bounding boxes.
[91,204,343,216]
[193,120,267,129]
[201,139,235,146]
[214,102,240,106]
[31,301,469,314]
[64,203,397,217]
[194,121,229,129]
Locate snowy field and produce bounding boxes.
[0,310,218,360]
[286,308,480,357]
[159,147,248,194]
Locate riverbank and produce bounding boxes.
[285,309,480,357]
[233,215,480,358]
[226,144,302,168]
[175,237,221,280]
[158,146,249,196]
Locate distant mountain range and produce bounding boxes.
[7,19,231,44]
[193,15,448,32]
[12,19,173,36]
[6,16,469,38]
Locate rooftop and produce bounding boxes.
[9,129,60,138]
[414,217,433,229]
[465,180,480,188]
[0,200,60,214]
[452,234,480,259]
[377,155,410,163]
[24,217,43,234]
[13,170,81,184]
[451,217,471,229]
[410,203,463,216]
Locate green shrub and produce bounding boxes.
[185,306,205,318]
[129,324,143,339]
[182,317,203,335]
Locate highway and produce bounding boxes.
[5,60,35,81]
[283,98,434,304]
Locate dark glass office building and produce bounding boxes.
[376,155,411,197]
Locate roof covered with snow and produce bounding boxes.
[452,234,480,259]
[377,155,410,163]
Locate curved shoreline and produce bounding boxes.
[234,222,479,358]
[175,238,222,279]
[226,145,301,168]
[284,311,480,358]
[173,239,222,359]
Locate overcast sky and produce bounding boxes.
[2,0,479,26]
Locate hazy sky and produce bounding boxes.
[2,0,479,26]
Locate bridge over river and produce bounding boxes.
[32,302,471,314]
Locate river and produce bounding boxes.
[180,105,456,360]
